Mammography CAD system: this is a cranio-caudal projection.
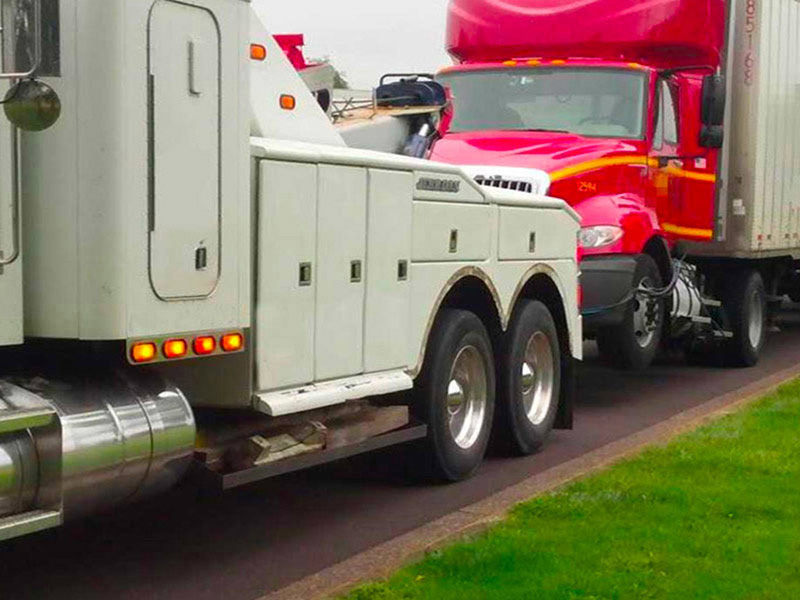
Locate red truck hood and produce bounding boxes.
[430,131,644,177]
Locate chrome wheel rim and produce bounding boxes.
[521,332,555,426]
[748,289,765,348]
[632,277,659,349]
[447,346,488,450]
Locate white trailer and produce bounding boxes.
[693,0,800,260]
[0,0,580,542]
[680,0,800,363]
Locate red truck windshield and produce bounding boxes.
[438,68,647,139]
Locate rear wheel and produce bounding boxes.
[721,270,766,367]
[597,255,664,371]
[413,309,495,482]
[495,300,561,455]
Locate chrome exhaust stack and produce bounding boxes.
[0,372,195,541]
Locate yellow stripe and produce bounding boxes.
[662,222,714,239]
[664,166,718,183]
[549,155,717,183]
[549,155,650,182]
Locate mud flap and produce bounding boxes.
[555,355,576,430]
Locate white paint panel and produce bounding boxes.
[256,160,318,391]
[364,169,413,372]
[315,165,367,381]
[412,202,492,262]
[149,0,221,299]
[249,10,345,147]
[498,207,576,261]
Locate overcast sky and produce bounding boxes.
[259,0,452,90]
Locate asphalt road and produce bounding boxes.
[4,308,800,600]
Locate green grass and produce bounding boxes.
[344,381,800,600]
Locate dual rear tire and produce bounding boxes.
[413,302,562,482]
[720,269,767,367]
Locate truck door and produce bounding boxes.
[148,0,221,300]
[650,79,684,236]
[651,77,716,242]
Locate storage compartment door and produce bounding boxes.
[315,165,368,381]
[0,82,21,346]
[256,160,318,392]
[364,170,413,373]
[148,0,221,300]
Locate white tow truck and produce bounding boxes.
[0,0,581,542]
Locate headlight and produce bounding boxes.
[578,226,624,249]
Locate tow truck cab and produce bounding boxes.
[433,0,728,369]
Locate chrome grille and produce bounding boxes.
[474,176,534,194]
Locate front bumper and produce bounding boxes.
[580,255,638,332]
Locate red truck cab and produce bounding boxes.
[432,0,727,369]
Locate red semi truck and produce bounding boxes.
[431,0,800,369]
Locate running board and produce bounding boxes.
[254,370,414,417]
[0,510,63,542]
[193,424,427,490]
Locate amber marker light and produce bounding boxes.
[250,44,267,61]
[221,333,244,353]
[163,339,188,360]
[194,336,217,356]
[131,342,157,364]
[280,94,296,110]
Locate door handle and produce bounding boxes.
[299,262,313,287]
[350,260,363,283]
[188,40,202,97]
[0,130,20,268]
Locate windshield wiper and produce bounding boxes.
[520,128,571,134]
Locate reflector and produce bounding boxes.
[279,94,296,110]
[194,336,216,355]
[131,343,157,363]
[250,44,267,61]
[221,333,244,352]
[163,339,188,359]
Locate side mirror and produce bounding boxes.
[701,74,726,127]
[2,79,61,132]
[700,125,724,149]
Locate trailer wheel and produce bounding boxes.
[721,270,766,367]
[597,255,664,371]
[413,309,495,482]
[495,300,561,456]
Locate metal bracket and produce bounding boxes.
[0,394,62,542]
[0,0,43,80]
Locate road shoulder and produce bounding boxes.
[263,364,800,600]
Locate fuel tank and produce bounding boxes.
[446,0,727,68]
[0,371,195,537]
